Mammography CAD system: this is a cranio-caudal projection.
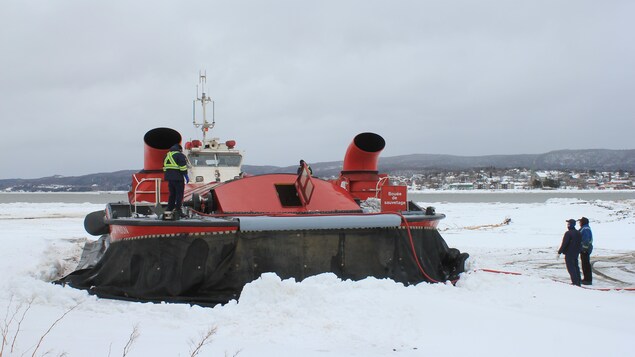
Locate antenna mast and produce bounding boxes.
[192,70,215,141]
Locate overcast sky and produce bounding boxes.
[1,0,633,179]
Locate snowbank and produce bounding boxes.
[0,198,633,356]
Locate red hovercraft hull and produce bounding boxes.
[58,131,468,305]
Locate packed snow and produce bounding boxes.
[1,195,634,356]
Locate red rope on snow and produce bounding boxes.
[476,268,635,291]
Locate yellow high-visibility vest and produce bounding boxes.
[163,151,187,171]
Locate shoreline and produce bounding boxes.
[2,189,634,194]
[410,189,635,194]
[2,189,635,205]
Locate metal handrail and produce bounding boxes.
[132,176,162,215]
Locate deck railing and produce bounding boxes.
[132,176,163,215]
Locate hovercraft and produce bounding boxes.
[58,74,469,305]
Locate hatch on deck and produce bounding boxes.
[275,184,302,207]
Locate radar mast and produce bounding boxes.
[192,71,215,142]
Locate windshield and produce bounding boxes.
[189,153,242,167]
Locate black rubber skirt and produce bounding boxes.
[57,227,468,305]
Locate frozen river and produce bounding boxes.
[2,189,635,204]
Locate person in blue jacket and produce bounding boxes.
[558,219,582,286]
[578,217,593,285]
[163,144,189,219]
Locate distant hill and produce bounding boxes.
[0,170,135,192]
[2,149,634,192]
[246,149,635,177]
[379,149,635,173]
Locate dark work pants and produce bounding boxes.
[565,254,581,286]
[167,180,185,212]
[580,252,592,283]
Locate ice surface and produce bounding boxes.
[0,197,634,356]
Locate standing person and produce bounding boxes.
[297,159,313,175]
[163,144,189,219]
[578,217,594,285]
[558,219,582,286]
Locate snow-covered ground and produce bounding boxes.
[1,198,634,356]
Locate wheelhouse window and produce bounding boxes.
[189,153,242,167]
[217,153,242,167]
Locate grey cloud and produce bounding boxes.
[1,0,634,179]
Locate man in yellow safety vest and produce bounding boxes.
[163,144,189,219]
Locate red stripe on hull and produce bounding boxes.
[404,220,440,229]
[109,213,441,241]
[110,224,237,242]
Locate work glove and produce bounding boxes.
[184,174,190,183]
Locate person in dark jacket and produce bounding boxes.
[297,159,313,175]
[163,144,189,219]
[558,219,582,286]
[578,217,593,285]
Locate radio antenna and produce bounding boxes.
[192,70,215,141]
